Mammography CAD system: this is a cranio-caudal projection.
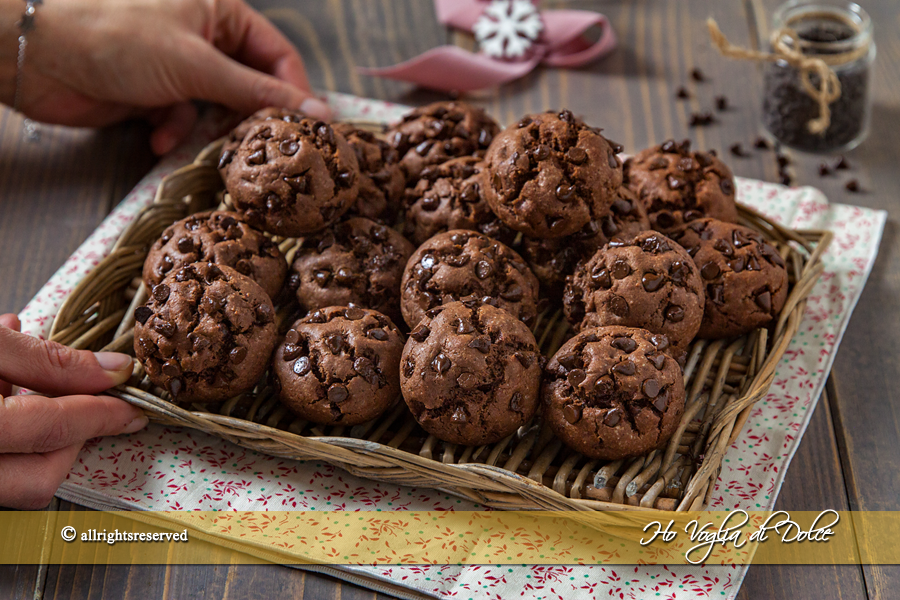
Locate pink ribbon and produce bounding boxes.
[358,0,617,93]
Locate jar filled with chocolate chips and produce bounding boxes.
[762,0,875,153]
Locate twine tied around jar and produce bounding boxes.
[706,17,869,135]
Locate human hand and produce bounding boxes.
[1,0,330,155]
[0,314,147,509]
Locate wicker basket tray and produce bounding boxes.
[49,133,831,513]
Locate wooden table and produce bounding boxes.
[0,1,896,598]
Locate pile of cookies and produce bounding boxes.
[133,102,789,462]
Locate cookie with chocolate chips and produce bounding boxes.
[133,262,277,404]
[543,326,685,460]
[223,118,359,236]
[385,101,500,182]
[273,306,405,426]
[482,109,624,239]
[400,301,543,446]
[402,156,515,246]
[143,211,287,300]
[218,107,307,174]
[333,123,405,224]
[563,231,704,355]
[623,139,738,233]
[400,230,540,329]
[521,186,650,292]
[668,219,788,339]
[288,217,414,325]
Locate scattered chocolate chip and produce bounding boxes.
[845,179,861,192]
[650,334,669,351]
[611,336,637,353]
[608,153,619,169]
[325,333,345,354]
[591,267,612,289]
[707,283,725,305]
[756,290,773,312]
[566,147,587,164]
[649,354,666,370]
[162,360,181,377]
[151,284,171,303]
[641,271,665,292]
[701,262,721,280]
[609,295,630,317]
[432,353,451,374]
[468,337,491,353]
[154,319,176,338]
[754,137,770,150]
[612,360,636,376]
[611,260,631,279]
[603,409,620,426]
[344,307,365,320]
[665,305,685,322]
[556,184,576,202]
[567,369,586,387]
[515,351,534,369]
[353,357,380,385]
[642,379,661,398]
[134,306,153,324]
[367,328,388,341]
[563,403,583,424]
[660,139,678,153]
[255,303,274,324]
[653,393,668,411]
[456,319,474,334]
[328,384,349,403]
[168,378,183,398]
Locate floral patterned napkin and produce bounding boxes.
[20,93,886,600]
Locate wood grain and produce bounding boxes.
[1,0,897,599]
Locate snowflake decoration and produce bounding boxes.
[473,0,544,59]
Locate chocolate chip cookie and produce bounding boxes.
[482,109,624,239]
[143,211,287,300]
[223,118,359,236]
[218,107,307,173]
[400,230,540,329]
[521,186,650,292]
[402,156,515,246]
[668,219,788,339]
[333,123,405,224]
[563,231,704,355]
[273,306,405,426]
[385,101,500,181]
[543,326,685,460]
[288,217,414,324]
[133,262,277,404]
[400,301,543,446]
[623,139,738,232]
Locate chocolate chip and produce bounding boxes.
[754,137,770,150]
[432,353,451,374]
[707,283,725,305]
[591,267,612,289]
[325,333,345,354]
[556,184,576,202]
[456,373,479,390]
[649,354,666,370]
[328,384,349,403]
[162,360,181,377]
[719,178,735,195]
[660,140,678,153]
[515,351,534,369]
[283,344,303,361]
[468,337,490,353]
[474,260,493,280]
[650,334,669,351]
[566,147,587,164]
[344,307,365,321]
[835,156,850,170]
[678,157,695,172]
[531,144,550,161]
[667,175,685,190]
[218,149,235,170]
[247,149,266,165]
[665,305,685,322]
[653,393,668,411]
[456,319,474,334]
[353,357,380,385]
[669,261,689,285]
[450,232,468,246]
[603,409,620,426]
[563,403,583,424]
[642,379,661,398]
[279,139,299,156]
[367,328,388,341]
[255,303,274,324]
[611,260,631,280]
[611,336,637,353]
[285,174,309,195]
[557,353,580,370]
[567,369,586,387]
[609,295,630,317]
[728,256,746,272]
[415,140,434,155]
[168,378,183,398]
[151,284,170,303]
[410,325,430,342]
[335,267,355,285]
[756,290,772,312]
[612,360,636,376]
[701,262,721,280]
[607,153,619,169]
[641,271,665,292]
[154,319,176,338]
[134,306,153,324]
[675,87,690,99]
[845,179,860,192]
[747,255,761,271]
[451,406,468,422]
[510,392,522,411]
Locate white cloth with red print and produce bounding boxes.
[19,93,886,600]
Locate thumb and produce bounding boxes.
[0,326,133,397]
[189,43,331,120]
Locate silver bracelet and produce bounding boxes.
[14,0,41,141]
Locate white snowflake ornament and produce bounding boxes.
[473,0,544,59]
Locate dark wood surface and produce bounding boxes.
[1,0,896,598]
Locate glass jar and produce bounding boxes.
[761,1,875,153]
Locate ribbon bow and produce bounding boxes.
[359,0,617,93]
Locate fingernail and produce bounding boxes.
[123,415,149,434]
[300,98,332,120]
[94,352,134,372]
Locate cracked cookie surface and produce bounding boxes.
[402,156,515,246]
[623,139,738,233]
[273,306,404,426]
[333,123,405,225]
[563,231,704,355]
[143,210,287,300]
[669,218,788,339]
[134,262,277,404]
[289,217,414,325]
[223,118,360,236]
[482,110,623,239]
[521,186,650,292]
[543,326,685,460]
[400,301,543,446]
[400,230,540,329]
[385,101,500,182]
